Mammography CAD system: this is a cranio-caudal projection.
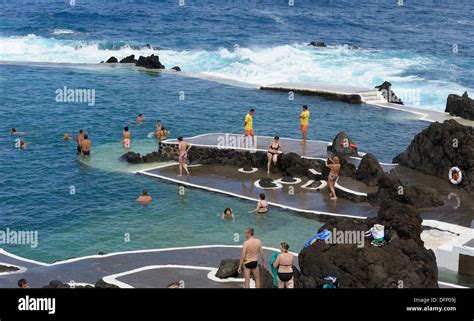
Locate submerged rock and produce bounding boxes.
[171,66,182,71]
[0,265,19,273]
[445,91,474,120]
[375,81,403,105]
[393,119,474,191]
[355,153,384,186]
[95,279,120,288]
[297,200,438,288]
[105,56,118,63]
[135,54,165,69]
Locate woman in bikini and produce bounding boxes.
[325,156,341,200]
[248,193,268,214]
[273,242,294,288]
[267,136,282,174]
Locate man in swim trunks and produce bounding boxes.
[299,105,310,145]
[136,114,144,125]
[243,108,255,148]
[76,129,84,154]
[178,136,191,177]
[238,228,265,288]
[80,134,91,157]
[123,126,131,148]
[157,127,171,142]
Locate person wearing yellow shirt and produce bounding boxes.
[299,105,310,145]
[244,108,255,147]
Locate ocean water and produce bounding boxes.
[1,0,473,110]
[0,0,473,286]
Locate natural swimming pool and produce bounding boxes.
[0,63,429,264]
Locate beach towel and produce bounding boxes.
[304,229,331,248]
[269,252,280,287]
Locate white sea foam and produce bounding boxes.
[50,29,76,35]
[0,34,471,111]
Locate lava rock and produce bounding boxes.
[121,151,142,164]
[135,54,165,69]
[281,176,297,183]
[393,119,474,191]
[445,91,474,120]
[342,94,362,104]
[297,200,438,288]
[329,132,359,158]
[105,56,118,63]
[119,54,137,63]
[215,259,242,278]
[259,178,277,188]
[355,153,384,186]
[45,280,70,288]
[0,265,19,273]
[243,165,254,172]
[171,66,182,71]
[367,173,444,208]
[95,279,120,288]
[375,81,403,105]
[142,151,161,163]
[308,41,327,47]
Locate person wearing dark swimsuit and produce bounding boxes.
[238,228,265,288]
[273,242,294,288]
[267,136,282,173]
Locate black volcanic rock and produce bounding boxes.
[328,132,359,158]
[281,176,297,183]
[105,56,118,63]
[215,259,242,278]
[309,41,327,47]
[171,66,182,71]
[135,54,165,69]
[393,119,474,191]
[297,200,438,288]
[445,91,474,120]
[367,173,444,208]
[0,265,19,273]
[259,178,277,188]
[355,153,384,186]
[375,81,403,105]
[121,151,142,164]
[119,54,136,63]
[95,279,120,288]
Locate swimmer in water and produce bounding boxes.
[178,136,191,177]
[248,193,268,214]
[157,127,171,142]
[63,133,72,142]
[19,138,32,149]
[76,129,84,154]
[221,207,235,221]
[80,134,91,157]
[11,128,32,135]
[137,114,144,125]
[136,190,152,204]
[155,120,162,137]
[123,126,131,148]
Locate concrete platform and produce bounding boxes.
[139,163,378,219]
[0,246,290,289]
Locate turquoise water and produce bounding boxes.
[0,64,428,263]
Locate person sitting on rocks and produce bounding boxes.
[248,193,268,214]
[136,189,152,204]
[364,224,385,247]
[221,207,235,221]
[267,136,283,173]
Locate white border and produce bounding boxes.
[275,177,303,185]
